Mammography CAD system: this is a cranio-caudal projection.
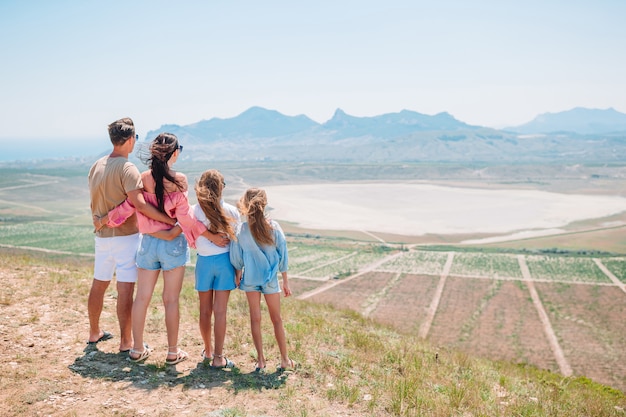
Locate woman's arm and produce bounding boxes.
[127,189,176,226]
[148,224,183,241]
[201,229,231,247]
[169,192,207,249]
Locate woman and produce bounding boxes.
[229,188,296,373]
[100,133,226,365]
[192,169,240,368]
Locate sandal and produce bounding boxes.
[201,349,213,362]
[277,359,298,372]
[86,331,113,345]
[254,364,266,374]
[165,349,188,365]
[210,354,235,369]
[128,347,151,363]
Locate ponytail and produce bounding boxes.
[238,188,273,246]
[147,133,183,212]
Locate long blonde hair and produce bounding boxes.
[238,188,273,246]
[195,169,235,240]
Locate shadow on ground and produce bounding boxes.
[69,345,290,392]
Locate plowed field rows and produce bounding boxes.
[307,272,397,313]
[289,278,328,296]
[369,274,440,334]
[535,282,626,390]
[290,247,626,391]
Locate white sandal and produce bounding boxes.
[165,349,188,365]
[128,347,151,363]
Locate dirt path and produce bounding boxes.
[0,243,93,257]
[593,258,626,294]
[359,230,386,243]
[0,179,60,192]
[418,252,454,339]
[517,255,573,377]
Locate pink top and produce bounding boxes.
[106,190,206,249]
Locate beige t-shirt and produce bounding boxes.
[89,155,142,237]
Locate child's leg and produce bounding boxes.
[212,290,231,366]
[198,290,214,359]
[246,291,265,369]
[130,268,160,356]
[162,266,185,360]
[264,292,291,368]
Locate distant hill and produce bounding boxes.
[322,108,476,138]
[507,107,626,134]
[141,106,626,163]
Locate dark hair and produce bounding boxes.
[148,133,183,212]
[107,117,135,146]
[195,169,236,240]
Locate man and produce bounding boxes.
[87,117,175,352]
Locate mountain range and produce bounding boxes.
[144,107,626,163]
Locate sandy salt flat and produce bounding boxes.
[264,183,626,237]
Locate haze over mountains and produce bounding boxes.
[3,107,626,163]
[145,107,626,163]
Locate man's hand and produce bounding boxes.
[93,215,106,232]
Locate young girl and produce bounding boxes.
[229,188,296,373]
[192,169,240,368]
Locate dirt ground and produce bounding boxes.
[0,253,361,417]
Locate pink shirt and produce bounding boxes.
[106,190,206,249]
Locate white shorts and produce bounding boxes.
[93,233,141,283]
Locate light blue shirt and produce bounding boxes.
[229,220,288,286]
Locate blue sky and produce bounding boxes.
[1,0,625,151]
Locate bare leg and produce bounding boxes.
[162,266,185,361]
[116,281,135,351]
[264,292,291,368]
[246,291,265,369]
[198,290,214,359]
[88,278,110,342]
[212,290,231,367]
[130,268,159,356]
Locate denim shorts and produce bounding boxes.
[136,234,189,271]
[195,252,236,291]
[239,275,281,295]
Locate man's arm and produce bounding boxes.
[127,189,176,226]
